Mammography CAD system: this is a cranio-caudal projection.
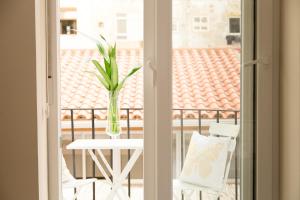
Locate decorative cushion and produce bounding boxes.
[179,132,231,190]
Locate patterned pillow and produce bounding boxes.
[180,132,231,190]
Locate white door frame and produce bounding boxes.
[35,0,49,199]
[255,0,280,199]
[45,0,279,199]
[47,0,62,199]
[241,0,255,199]
[144,0,172,199]
[241,0,280,199]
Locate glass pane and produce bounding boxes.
[59,0,144,199]
[172,0,253,199]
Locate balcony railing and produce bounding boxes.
[62,108,240,200]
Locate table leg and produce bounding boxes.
[113,148,121,182]
[88,149,126,200]
[112,148,129,200]
[88,149,112,182]
[107,149,143,200]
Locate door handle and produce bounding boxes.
[146,59,156,87]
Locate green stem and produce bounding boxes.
[107,91,120,135]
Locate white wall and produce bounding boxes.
[280,0,300,199]
[0,0,40,199]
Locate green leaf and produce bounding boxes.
[95,74,110,90]
[127,66,141,77]
[115,66,141,92]
[108,43,117,59]
[84,71,110,90]
[110,57,119,89]
[76,31,109,60]
[76,30,99,43]
[99,34,111,53]
[96,43,109,61]
[91,60,112,88]
[104,59,111,78]
[96,43,105,56]
[108,46,112,58]
[96,36,110,73]
[100,34,107,42]
[111,43,116,58]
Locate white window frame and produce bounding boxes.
[116,13,128,40]
[47,0,62,199]
[241,0,279,200]
[255,0,279,198]
[241,1,255,199]
[46,0,173,199]
[144,0,172,199]
[35,0,49,199]
[45,0,279,199]
[192,16,209,32]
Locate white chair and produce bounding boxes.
[62,156,96,200]
[173,122,240,200]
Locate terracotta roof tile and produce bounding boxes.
[61,48,240,120]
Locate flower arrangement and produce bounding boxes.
[89,35,141,137]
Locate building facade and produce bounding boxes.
[60,0,241,49]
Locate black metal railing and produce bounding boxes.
[62,108,240,200]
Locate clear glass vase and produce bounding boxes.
[106,91,121,137]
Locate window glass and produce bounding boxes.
[60,19,77,35]
[59,0,144,199]
[229,18,241,33]
[192,16,209,32]
[172,0,245,199]
[116,13,127,39]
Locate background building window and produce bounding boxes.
[116,13,127,39]
[60,19,77,35]
[192,16,209,32]
[229,18,240,33]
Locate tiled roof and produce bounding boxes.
[61,48,240,120]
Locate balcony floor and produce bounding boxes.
[63,180,239,200]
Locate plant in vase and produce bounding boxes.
[88,35,141,137]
